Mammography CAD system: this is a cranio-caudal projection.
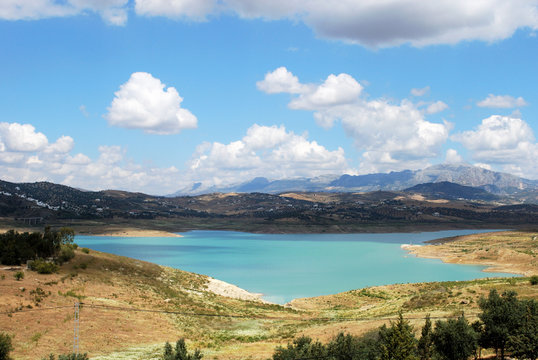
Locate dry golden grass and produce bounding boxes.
[1,230,538,359]
[406,230,538,276]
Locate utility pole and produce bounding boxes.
[73,301,80,356]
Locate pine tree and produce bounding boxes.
[432,315,477,360]
[479,290,525,360]
[378,312,417,360]
[417,315,434,360]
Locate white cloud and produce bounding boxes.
[477,94,528,108]
[45,136,75,154]
[0,121,186,194]
[445,149,463,164]
[0,0,129,25]
[256,67,307,94]
[289,74,363,109]
[425,100,448,114]
[187,124,349,187]
[258,67,451,174]
[0,122,48,152]
[6,1,537,46]
[105,72,198,135]
[453,115,538,178]
[133,0,538,48]
[411,86,430,97]
[135,0,217,19]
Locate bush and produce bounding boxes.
[0,332,13,360]
[57,245,75,264]
[30,259,59,274]
[14,271,24,281]
[164,339,203,360]
[81,248,90,254]
[530,275,538,285]
[42,353,88,360]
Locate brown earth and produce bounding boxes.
[1,230,538,359]
[404,230,538,276]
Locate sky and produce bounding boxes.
[1,0,537,195]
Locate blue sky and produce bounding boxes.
[1,1,537,195]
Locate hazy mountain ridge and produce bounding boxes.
[172,164,538,200]
[404,181,500,201]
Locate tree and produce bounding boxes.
[508,299,538,360]
[163,339,202,360]
[478,290,525,359]
[272,336,327,360]
[378,312,417,360]
[0,333,13,360]
[417,315,434,360]
[327,332,359,360]
[432,315,477,360]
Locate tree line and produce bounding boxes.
[271,290,538,360]
[0,227,74,266]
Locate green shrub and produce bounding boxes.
[30,259,59,274]
[79,263,87,270]
[14,271,24,281]
[0,332,13,360]
[57,245,75,264]
[42,353,88,360]
[81,248,90,254]
[530,275,538,285]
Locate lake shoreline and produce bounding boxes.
[403,230,538,277]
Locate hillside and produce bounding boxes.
[404,181,500,201]
[1,231,537,359]
[2,178,538,235]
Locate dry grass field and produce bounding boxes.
[1,230,537,359]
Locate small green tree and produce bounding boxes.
[508,299,538,360]
[163,339,202,360]
[0,333,13,360]
[417,315,434,360]
[272,336,327,360]
[479,290,525,359]
[327,332,359,360]
[432,315,477,360]
[14,271,24,281]
[378,312,417,360]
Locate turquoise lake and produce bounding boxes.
[76,229,516,304]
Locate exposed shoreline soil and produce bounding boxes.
[403,230,538,276]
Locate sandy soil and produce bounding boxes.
[404,231,538,276]
[93,229,183,237]
[205,277,268,303]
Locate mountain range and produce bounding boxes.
[172,164,538,200]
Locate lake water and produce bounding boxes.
[76,229,516,304]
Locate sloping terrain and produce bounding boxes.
[1,231,538,359]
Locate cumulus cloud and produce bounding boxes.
[411,86,430,97]
[445,149,464,164]
[477,94,528,108]
[425,100,449,114]
[0,121,187,194]
[0,0,129,25]
[132,0,538,48]
[6,1,537,46]
[188,124,349,187]
[452,115,538,178]
[289,73,363,109]
[258,67,451,174]
[105,72,198,135]
[135,0,217,19]
[256,67,307,94]
[0,122,48,152]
